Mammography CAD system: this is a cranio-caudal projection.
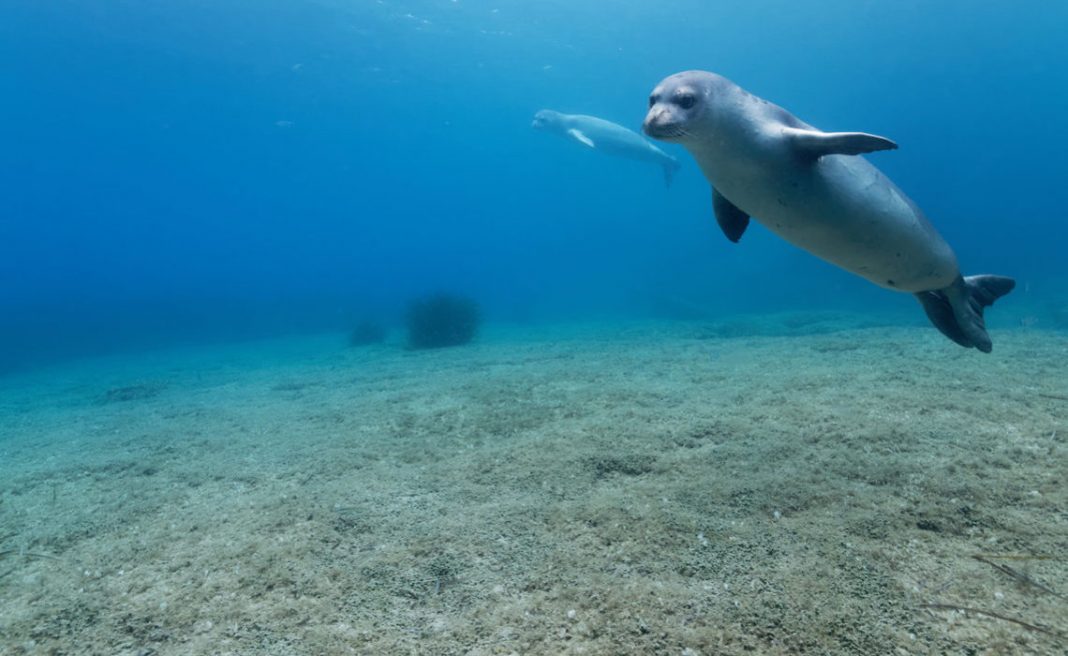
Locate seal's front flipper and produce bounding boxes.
[662,158,681,187]
[916,275,1015,353]
[783,127,898,159]
[567,129,595,148]
[712,188,750,242]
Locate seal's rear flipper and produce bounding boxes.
[915,275,1015,353]
[915,290,972,348]
[782,127,898,159]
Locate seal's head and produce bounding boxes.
[643,71,717,143]
[532,109,563,131]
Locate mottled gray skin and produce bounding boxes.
[643,70,1014,352]
[533,109,680,185]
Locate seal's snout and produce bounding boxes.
[643,106,680,142]
[641,109,661,136]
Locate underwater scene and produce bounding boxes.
[1,1,1066,654]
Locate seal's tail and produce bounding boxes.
[662,158,681,188]
[915,274,1015,353]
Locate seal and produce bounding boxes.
[533,109,681,186]
[643,70,1014,352]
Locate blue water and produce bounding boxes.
[2,1,1066,370]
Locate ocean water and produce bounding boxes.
[1,1,1067,654]
[4,0,1066,368]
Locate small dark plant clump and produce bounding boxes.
[349,319,387,347]
[405,293,480,349]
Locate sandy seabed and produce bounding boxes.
[0,317,1065,655]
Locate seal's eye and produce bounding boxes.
[676,93,696,109]
[648,94,658,108]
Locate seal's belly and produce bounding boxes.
[723,156,959,292]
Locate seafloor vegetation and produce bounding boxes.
[0,320,1064,654]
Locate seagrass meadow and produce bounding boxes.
[1,320,1065,654]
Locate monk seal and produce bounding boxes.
[533,109,681,186]
[642,70,1014,352]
